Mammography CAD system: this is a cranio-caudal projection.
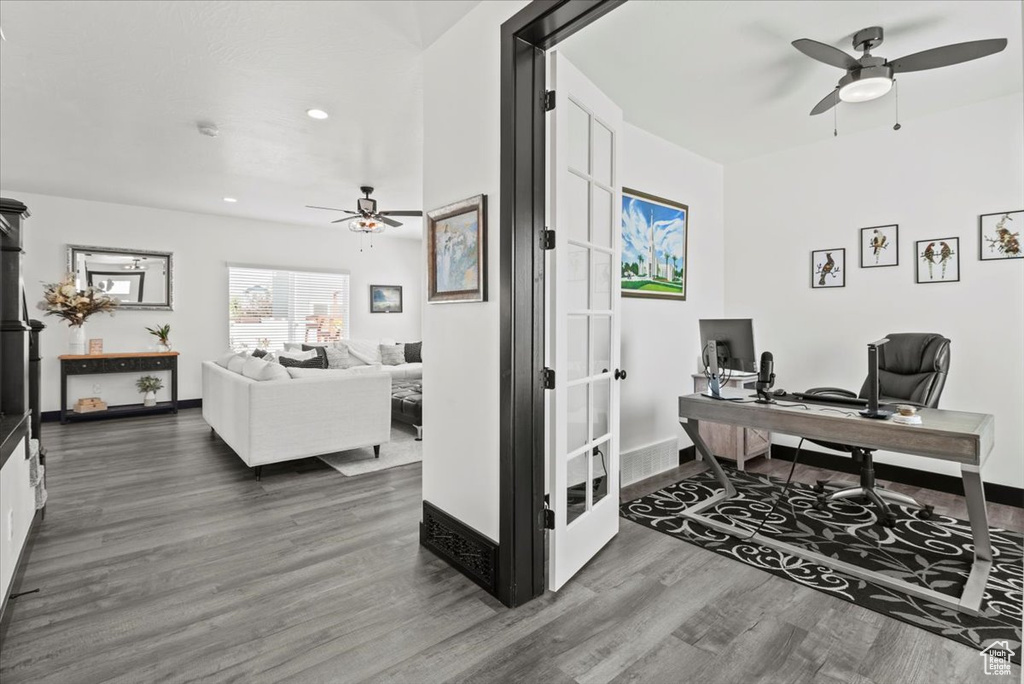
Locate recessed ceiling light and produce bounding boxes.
[223,197,237,203]
[306,109,329,120]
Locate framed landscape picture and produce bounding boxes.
[916,237,960,284]
[811,248,845,288]
[860,224,898,268]
[621,188,688,300]
[979,210,1022,260]
[370,285,403,313]
[427,194,487,303]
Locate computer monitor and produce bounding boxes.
[699,319,756,374]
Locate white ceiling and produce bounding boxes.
[0,0,480,239]
[558,0,1023,163]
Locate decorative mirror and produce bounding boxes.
[67,245,174,311]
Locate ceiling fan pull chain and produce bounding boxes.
[833,92,838,137]
[893,79,902,131]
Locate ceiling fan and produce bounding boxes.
[793,27,1007,116]
[307,186,422,234]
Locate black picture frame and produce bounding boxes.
[916,237,960,284]
[859,224,899,268]
[811,248,845,289]
[979,210,1023,261]
[369,285,403,313]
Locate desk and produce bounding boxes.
[678,389,995,616]
[60,352,179,424]
[691,373,770,470]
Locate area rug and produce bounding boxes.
[621,466,1022,662]
[317,426,421,476]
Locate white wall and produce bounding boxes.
[13,191,423,412]
[421,0,528,542]
[724,94,1024,488]
[620,124,724,454]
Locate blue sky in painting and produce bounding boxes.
[621,195,686,276]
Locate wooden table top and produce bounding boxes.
[679,390,994,467]
[59,351,179,360]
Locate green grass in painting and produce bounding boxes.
[622,280,683,293]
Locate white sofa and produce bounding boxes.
[202,360,392,479]
[286,339,422,380]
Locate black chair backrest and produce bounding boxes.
[858,333,950,409]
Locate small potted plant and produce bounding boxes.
[136,375,164,407]
[146,324,172,352]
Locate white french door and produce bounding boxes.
[547,51,623,591]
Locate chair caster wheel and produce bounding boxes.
[881,514,897,528]
[917,504,935,520]
[813,495,827,511]
[813,480,828,494]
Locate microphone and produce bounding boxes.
[755,351,776,403]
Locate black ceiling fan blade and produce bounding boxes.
[810,88,840,116]
[889,38,1007,73]
[378,216,404,228]
[307,205,357,213]
[379,210,423,217]
[792,38,859,70]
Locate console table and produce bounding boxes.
[59,352,178,424]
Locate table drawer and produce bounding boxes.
[64,359,105,374]
[139,356,174,371]
[103,358,140,373]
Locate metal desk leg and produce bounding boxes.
[680,419,736,515]
[958,464,993,615]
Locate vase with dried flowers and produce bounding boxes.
[146,324,172,352]
[38,274,118,354]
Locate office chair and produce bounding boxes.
[808,332,951,527]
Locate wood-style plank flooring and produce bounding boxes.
[0,410,1018,683]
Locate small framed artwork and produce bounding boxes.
[88,338,104,355]
[979,211,1022,260]
[916,237,960,284]
[427,194,487,303]
[370,285,403,313]
[811,248,845,288]
[621,188,688,300]
[860,224,898,268]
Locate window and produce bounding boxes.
[228,265,350,351]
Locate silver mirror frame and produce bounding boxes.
[66,244,174,311]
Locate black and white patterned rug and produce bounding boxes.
[620,466,1022,662]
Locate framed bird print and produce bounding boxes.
[979,210,1022,260]
[916,237,959,283]
[811,248,845,288]
[860,224,898,268]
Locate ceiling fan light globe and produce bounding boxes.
[839,76,892,102]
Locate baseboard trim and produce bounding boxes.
[41,398,202,423]
[420,500,498,596]
[771,444,1023,509]
[0,509,42,650]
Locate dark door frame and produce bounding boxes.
[498,0,626,608]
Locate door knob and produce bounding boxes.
[614,369,627,380]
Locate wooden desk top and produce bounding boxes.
[59,352,179,360]
[679,390,994,467]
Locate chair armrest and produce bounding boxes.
[804,387,857,398]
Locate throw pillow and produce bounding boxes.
[300,344,330,368]
[215,351,239,368]
[404,341,422,363]
[226,353,248,374]
[341,339,382,364]
[301,344,356,369]
[241,356,290,381]
[251,348,268,359]
[278,354,327,369]
[285,364,384,379]
[277,349,317,362]
[380,344,406,366]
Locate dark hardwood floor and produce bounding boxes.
[0,410,1017,683]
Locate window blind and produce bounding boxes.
[228,266,350,351]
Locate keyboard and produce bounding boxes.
[792,392,869,408]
